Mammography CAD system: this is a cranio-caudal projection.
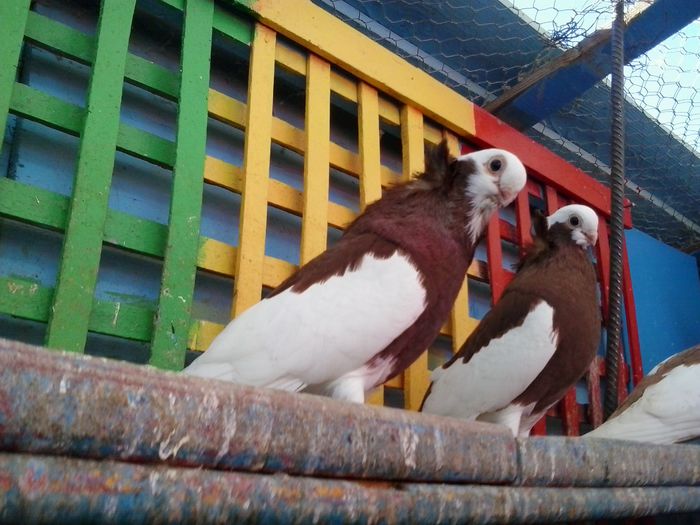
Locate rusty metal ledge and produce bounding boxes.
[517,437,700,487]
[0,338,515,484]
[3,453,700,524]
[1,338,699,493]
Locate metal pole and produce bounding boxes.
[604,0,627,419]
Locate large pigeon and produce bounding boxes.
[421,204,601,435]
[585,344,700,444]
[184,140,527,403]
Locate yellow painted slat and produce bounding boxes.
[357,80,384,406]
[400,105,425,182]
[205,155,355,229]
[188,319,225,352]
[358,82,382,211]
[300,54,331,264]
[207,87,402,187]
[198,239,296,288]
[398,104,429,411]
[443,132,475,351]
[232,23,276,317]
[424,123,443,145]
[245,0,476,139]
[275,39,402,128]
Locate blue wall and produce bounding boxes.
[625,228,700,373]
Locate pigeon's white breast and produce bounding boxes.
[422,300,558,419]
[184,251,427,389]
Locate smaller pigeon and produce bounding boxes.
[421,204,601,437]
[585,344,700,444]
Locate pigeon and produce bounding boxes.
[421,204,601,436]
[585,344,700,444]
[183,139,527,403]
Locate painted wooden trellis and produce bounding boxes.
[0,0,644,433]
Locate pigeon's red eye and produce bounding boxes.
[569,215,580,226]
[489,159,502,172]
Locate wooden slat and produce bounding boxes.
[232,24,276,317]
[0,178,298,292]
[0,0,30,158]
[238,0,476,140]
[358,82,382,211]
[399,104,428,411]
[357,80,383,406]
[400,105,424,182]
[45,0,137,352]
[515,190,533,256]
[486,215,506,303]
[150,0,214,370]
[445,133,478,351]
[587,357,604,428]
[300,54,331,265]
[596,220,611,319]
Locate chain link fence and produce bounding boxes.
[313,0,700,252]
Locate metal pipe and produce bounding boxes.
[2,453,700,524]
[517,437,700,487]
[0,338,515,484]
[2,339,700,490]
[604,0,627,418]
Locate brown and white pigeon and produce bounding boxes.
[421,204,601,436]
[183,140,526,403]
[585,344,700,444]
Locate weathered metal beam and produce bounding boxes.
[518,437,700,487]
[2,338,700,494]
[0,338,516,484]
[485,0,700,129]
[2,453,700,524]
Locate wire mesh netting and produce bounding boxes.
[313,0,700,252]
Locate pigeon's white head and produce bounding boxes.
[457,149,527,243]
[547,204,599,248]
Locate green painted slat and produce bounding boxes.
[158,0,252,45]
[117,124,175,168]
[150,0,214,370]
[25,11,180,100]
[0,0,31,158]
[46,0,138,353]
[91,298,153,341]
[0,178,69,232]
[0,275,153,341]
[213,4,253,45]
[158,0,186,11]
[10,83,175,168]
[0,276,51,323]
[10,83,83,135]
[0,177,178,263]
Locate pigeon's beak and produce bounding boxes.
[585,231,598,246]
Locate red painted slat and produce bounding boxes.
[473,106,632,227]
[515,191,532,258]
[544,186,559,213]
[596,221,611,319]
[587,358,604,428]
[499,219,518,244]
[486,214,506,303]
[531,418,547,436]
[562,388,580,436]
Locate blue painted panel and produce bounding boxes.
[625,228,700,373]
